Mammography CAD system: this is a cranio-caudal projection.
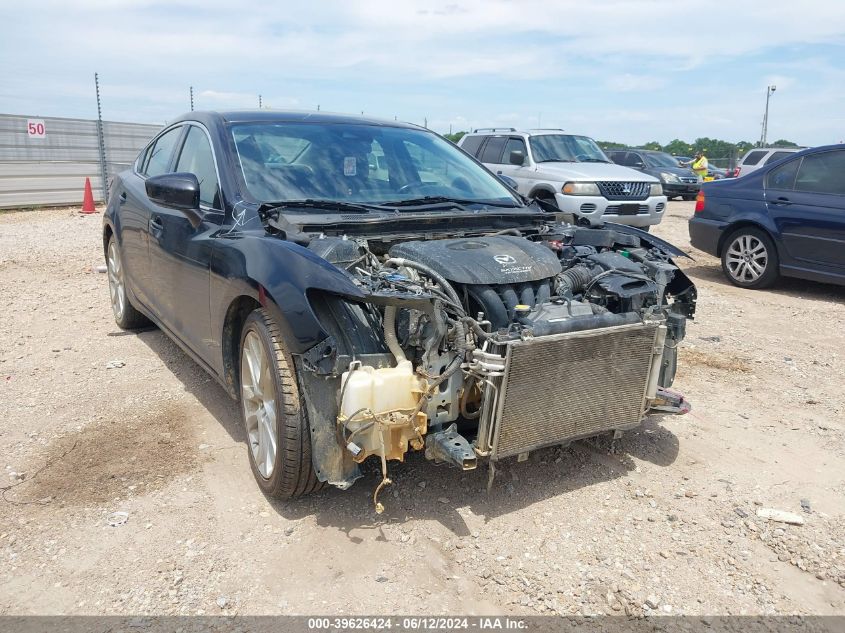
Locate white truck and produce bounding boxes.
[458,129,667,229]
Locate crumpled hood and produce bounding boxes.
[535,161,659,182]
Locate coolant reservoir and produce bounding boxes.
[340,360,423,417]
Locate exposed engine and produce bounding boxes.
[295,222,697,511]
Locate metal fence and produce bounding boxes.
[0,113,161,208]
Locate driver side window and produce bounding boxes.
[175,126,221,209]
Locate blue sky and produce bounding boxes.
[1,0,844,146]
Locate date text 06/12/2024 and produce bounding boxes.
[307,617,528,630]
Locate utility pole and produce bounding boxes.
[258,94,263,109]
[190,86,194,111]
[759,85,776,147]
[317,104,320,111]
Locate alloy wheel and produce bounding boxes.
[240,330,278,479]
[725,234,768,284]
[107,240,126,320]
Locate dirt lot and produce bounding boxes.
[1,201,844,616]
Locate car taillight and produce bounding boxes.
[694,190,705,213]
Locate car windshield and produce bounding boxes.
[230,122,520,207]
[529,134,609,163]
[645,153,682,168]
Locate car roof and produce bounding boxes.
[743,146,802,153]
[466,129,578,138]
[171,110,422,130]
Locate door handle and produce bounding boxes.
[118,191,127,204]
[771,196,791,206]
[149,216,164,234]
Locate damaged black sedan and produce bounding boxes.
[103,111,696,510]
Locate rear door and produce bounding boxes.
[766,149,845,272]
[118,125,184,309]
[147,124,224,364]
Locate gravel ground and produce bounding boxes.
[1,201,844,616]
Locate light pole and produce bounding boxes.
[759,85,776,146]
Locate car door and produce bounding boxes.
[119,125,184,308]
[147,124,224,365]
[766,149,845,272]
[493,137,530,193]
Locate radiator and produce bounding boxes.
[480,321,661,460]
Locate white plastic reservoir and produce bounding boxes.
[340,360,423,418]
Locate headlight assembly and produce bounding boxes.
[650,183,664,196]
[562,182,600,196]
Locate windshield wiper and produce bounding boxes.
[263,199,386,214]
[380,196,519,209]
[536,158,574,163]
[578,158,611,163]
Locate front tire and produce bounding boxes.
[239,308,324,499]
[721,227,779,289]
[106,235,149,329]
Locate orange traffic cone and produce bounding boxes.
[81,177,96,214]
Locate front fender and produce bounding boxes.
[210,231,367,361]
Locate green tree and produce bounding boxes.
[771,139,799,147]
[443,131,466,144]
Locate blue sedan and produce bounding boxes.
[688,144,845,289]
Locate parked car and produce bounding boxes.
[689,145,845,289]
[706,165,728,180]
[458,129,666,229]
[735,147,802,178]
[606,149,699,201]
[104,111,697,507]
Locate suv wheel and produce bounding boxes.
[721,227,779,289]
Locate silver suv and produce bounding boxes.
[735,147,803,177]
[458,129,666,228]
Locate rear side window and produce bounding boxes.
[143,126,183,177]
[742,150,768,166]
[766,159,799,190]
[175,126,221,209]
[479,137,507,163]
[460,135,484,157]
[764,151,793,165]
[794,151,845,195]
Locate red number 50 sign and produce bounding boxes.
[27,119,46,139]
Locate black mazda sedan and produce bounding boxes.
[104,111,696,509]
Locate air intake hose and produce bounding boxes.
[556,265,594,294]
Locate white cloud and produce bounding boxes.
[1,1,844,145]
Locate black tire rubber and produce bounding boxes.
[239,308,324,499]
[682,194,696,201]
[720,226,780,289]
[107,235,150,330]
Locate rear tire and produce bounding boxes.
[239,308,324,499]
[682,194,696,201]
[106,235,150,330]
[721,227,779,289]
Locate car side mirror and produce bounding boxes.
[633,161,645,169]
[508,150,526,166]
[145,173,203,227]
[498,174,519,190]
